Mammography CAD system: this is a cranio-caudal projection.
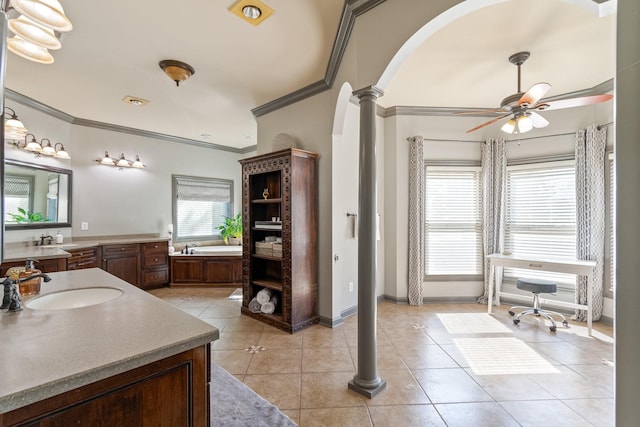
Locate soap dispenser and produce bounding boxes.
[18,259,43,296]
[55,230,64,244]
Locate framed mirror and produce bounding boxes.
[4,159,72,230]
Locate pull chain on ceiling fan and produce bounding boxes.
[464,51,613,134]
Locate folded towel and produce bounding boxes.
[260,296,278,314]
[248,297,262,313]
[256,288,272,305]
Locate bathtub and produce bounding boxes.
[189,245,242,256]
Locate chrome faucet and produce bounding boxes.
[1,273,52,312]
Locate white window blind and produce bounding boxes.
[173,175,233,241]
[504,161,576,286]
[4,175,32,223]
[424,166,482,276]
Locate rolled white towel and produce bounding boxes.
[260,295,278,314]
[248,297,262,313]
[256,288,272,305]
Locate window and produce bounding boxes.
[172,175,233,242]
[424,166,482,277]
[504,160,576,286]
[4,174,33,223]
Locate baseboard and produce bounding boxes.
[383,294,478,304]
[318,315,343,328]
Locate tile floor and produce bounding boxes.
[149,287,614,427]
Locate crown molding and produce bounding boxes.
[5,88,256,154]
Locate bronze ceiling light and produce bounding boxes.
[159,60,195,87]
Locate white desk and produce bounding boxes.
[487,253,597,335]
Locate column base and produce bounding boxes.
[348,377,387,399]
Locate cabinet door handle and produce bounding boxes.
[121,248,125,251]
[154,258,158,262]
[154,245,159,248]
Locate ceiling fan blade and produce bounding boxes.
[529,112,549,128]
[465,113,512,133]
[518,82,551,106]
[536,93,613,111]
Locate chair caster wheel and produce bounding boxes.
[562,320,569,327]
[513,319,520,325]
[550,326,557,332]
[508,310,515,316]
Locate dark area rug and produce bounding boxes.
[211,363,297,426]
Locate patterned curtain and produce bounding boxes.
[575,124,606,321]
[477,139,507,304]
[408,136,424,305]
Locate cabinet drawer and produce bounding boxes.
[143,268,168,286]
[143,241,168,254]
[102,244,139,256]
[144,253,168,267]
[67,247,99,270]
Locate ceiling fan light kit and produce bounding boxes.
[465,51,613,135]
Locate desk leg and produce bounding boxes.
[488,261,495,314]
[587,272,593,336]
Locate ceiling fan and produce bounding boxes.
[464,51,613,134]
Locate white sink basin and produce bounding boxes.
[26,287,123,310]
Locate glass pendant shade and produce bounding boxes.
[54,143,70,159]
[10,0,73,32]
[132,155,144,168]
[7,35,54,64]
[117,154,130,167]
[100,152,115,165]
[40,139,56,156]
[9,15,61,49]
[501,118,517,134]
[4,118,28,140]
[24,137,42,152]
[517,114,533,133]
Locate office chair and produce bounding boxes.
[508,277,569,332]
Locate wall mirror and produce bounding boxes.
[4,159,72,230]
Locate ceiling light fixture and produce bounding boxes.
[159,59,195,87]
[122,95,149,106]
[3,106,28,140]
[97,151,145,170]
[9,132,71,158]
[229,0,273,26]
[4,0,73,64]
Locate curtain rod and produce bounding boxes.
[411,122,614,144]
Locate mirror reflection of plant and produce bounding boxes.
[7,207,50,223]
[216,213,242,244]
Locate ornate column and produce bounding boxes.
[348,85,386,398]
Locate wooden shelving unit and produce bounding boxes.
[239,148,319,333]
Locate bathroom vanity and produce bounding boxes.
[0,268,218,426]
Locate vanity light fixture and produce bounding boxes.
[97,151,145,170]
[4,0,73,64]
[9,132,71,158]
[3,106,28,140]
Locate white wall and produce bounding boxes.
[4,101,248,244]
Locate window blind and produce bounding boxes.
[173,175,233,241]
[424,167,482,276]
[504,161,576,286]
[4,175,32,222]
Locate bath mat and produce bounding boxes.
[227,288,243,300]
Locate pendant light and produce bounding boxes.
[3,107,28,140]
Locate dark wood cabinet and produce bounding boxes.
[102,243,140,286]
[66,247,100,270]
[1,258,66,276]
[141,241,169,289]
[170,256,242,286]
[0,344,210,427]
[239,148,319,333]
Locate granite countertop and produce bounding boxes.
[2,236,171,263]
[0,268,219,414]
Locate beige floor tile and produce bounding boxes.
[281,409,300,425]
[247,348,302,374]
[349,345,407,370]
[343,328,392,347]
[396,343,459,369]
[562,398,614,427]
[566,363,614,394]
[302,347,355,373]
[413,368,493,404]
[300,372,366,408]
[212,349,253,375]
[464,369,555,401]
[500,400,591,426]
[528,341,608,365]
[528,365,613,399]
[365,368,430,406]
[199,305,242,318]
[221,315,266,332]
[242,373,301,410]
[299,407,372,427]
[368,404,445,426]
[435,402,519,427]
[302,326,347,348]
[211,331,261,350]
[258,330,304,349]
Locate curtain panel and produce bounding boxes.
[575,124,607,321]
[408,136,424,305]
[477,139,507,304]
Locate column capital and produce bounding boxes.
[353,85,384,100]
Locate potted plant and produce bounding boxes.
[217,213,243,245]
